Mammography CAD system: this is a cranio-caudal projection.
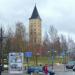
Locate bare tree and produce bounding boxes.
[14,22,26,52]
[68,37,75,51]
[48,25,58,43]
[5,28,13,53]
[43,32,50,54]
[67,37,75,60]
[60,35,68,51]
[48,25,61,54]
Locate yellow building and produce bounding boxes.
[29,5,42,45]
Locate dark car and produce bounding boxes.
[27,66,35,74]
[66,61,75,69]
[27,66,43,74]
[73,66,75,71]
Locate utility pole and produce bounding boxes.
[0,27,5,69]
[0,28,3,64]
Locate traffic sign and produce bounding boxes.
[25,52,32,57]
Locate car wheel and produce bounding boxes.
[73,69,75,71]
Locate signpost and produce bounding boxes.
[9,52,24,74]
[24,52,32,67]
[25,52,32,58]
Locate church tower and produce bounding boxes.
[29,5,41,45]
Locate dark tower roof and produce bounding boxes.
[29,5,41,20]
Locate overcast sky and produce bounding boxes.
[0,0,75,40]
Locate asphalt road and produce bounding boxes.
[1,71,28,75]
[1,71,75,75]
[54,64,75,75]
[56,71,75,75]
[1,70,75,75]
[1,64,75,75]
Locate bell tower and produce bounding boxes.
[29,5,42,45]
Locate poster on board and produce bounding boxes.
[8,52,24,74]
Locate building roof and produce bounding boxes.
[29,5,41,20]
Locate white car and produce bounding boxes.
[3,64,8,70]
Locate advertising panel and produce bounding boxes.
[9,52,23,74]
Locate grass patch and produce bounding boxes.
[24,56,65,66]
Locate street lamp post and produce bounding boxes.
[35,53,40,66]
[51,49,56,70]
[52,49,54,70]
[63,49,67,71]
[0,28,3,59]
[48,51,50,65]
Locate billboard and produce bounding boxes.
[8,52,24,74]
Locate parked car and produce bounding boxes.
[27,66,43,74]
[66,61,75,69]
[3,64,8,70]
[48,67,55,75]
[27,66,35,74]
[27,66,55,75]
[73,66,75,71]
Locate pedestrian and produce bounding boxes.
[0,64,2,75]
[43,64,48,75]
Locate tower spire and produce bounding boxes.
[29,5,41,20]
